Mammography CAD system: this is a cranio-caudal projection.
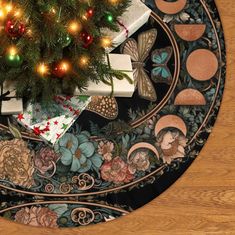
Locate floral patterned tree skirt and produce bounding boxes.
[0,0,226,228]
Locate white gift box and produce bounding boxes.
[103,0,151,52]
[0,81,23,115]
[14,96,91,146]
[74,54,134,97]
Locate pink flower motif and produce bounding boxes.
[128,151,150,174]
[98,141,114,162]
[15,206,58,228]
[34,147,59,175]
[156,131,187,164]
[101,157,134,184]
[146,115,157,130]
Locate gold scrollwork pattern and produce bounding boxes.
[72,173,95,191]
[71,207,95,225]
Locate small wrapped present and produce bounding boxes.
[103,0,151,52]
[14,96,91,146]
[0,81,23,115]
[74,54,134,97]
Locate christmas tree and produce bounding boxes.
[0,0,131,101]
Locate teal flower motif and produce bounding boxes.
[54,132,102,173]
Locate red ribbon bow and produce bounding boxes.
[117,20,129,38]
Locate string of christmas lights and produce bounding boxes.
[0,0,131,101]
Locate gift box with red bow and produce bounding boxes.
[103,0,152,52]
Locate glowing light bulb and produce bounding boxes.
[68,21,81,34]
[37,63,49,76]
[8,46,18,56]
[79,56,89,67]
[101,37,112,47]
[5,4,13,13]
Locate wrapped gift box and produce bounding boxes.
[0,81,23,115]
[14,96,91,146]
[74,54,134,97]
[103,0,151,52]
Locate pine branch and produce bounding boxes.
[0,0,131,101]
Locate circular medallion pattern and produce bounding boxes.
[0,0,226,228]
[186,49,219,81]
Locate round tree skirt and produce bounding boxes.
[0,0,226,228]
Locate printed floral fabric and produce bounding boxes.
[15,207,58,228]
[101,157,134,184]
[0,139,34,188]
[54,132,103,173]
[34,147,60,175]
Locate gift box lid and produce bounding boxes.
[74,54,135,97]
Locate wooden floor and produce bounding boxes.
[0,1,234,234]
